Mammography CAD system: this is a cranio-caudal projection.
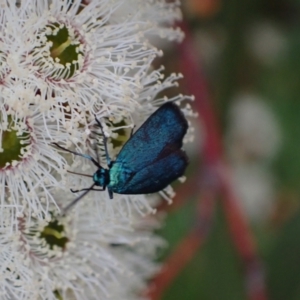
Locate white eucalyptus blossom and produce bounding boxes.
[0,87,69,218]
[0,0,191,298]
[1,0,186,127]
[0,191,164,299]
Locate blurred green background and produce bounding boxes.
[157,1,300,299]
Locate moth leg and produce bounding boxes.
[52,143,100,168]
[94,115,111,165]
[62,184,95,214]
[108,188,113,199]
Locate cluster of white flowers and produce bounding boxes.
[0,0,193,299]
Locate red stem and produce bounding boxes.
[147,21,268,300]
[146,188,216,300]
[178,21,268,300]
[218,164,267,300]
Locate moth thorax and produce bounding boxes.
[93,168,109,187]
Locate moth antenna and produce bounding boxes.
[52,143,101,168]
[67,170,93,178]
[94,115,111,165]
[129,125,136,138]
[92,136,101,165]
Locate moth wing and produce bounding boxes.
[115,102,188,173]
[111,149,188,194]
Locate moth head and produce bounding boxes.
[93,168,109,188]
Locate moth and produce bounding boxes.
[53,102,188,212]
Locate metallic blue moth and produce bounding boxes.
[53,102,188,212]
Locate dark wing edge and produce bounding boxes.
[114,102,189,168]
[113,149,188,194]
